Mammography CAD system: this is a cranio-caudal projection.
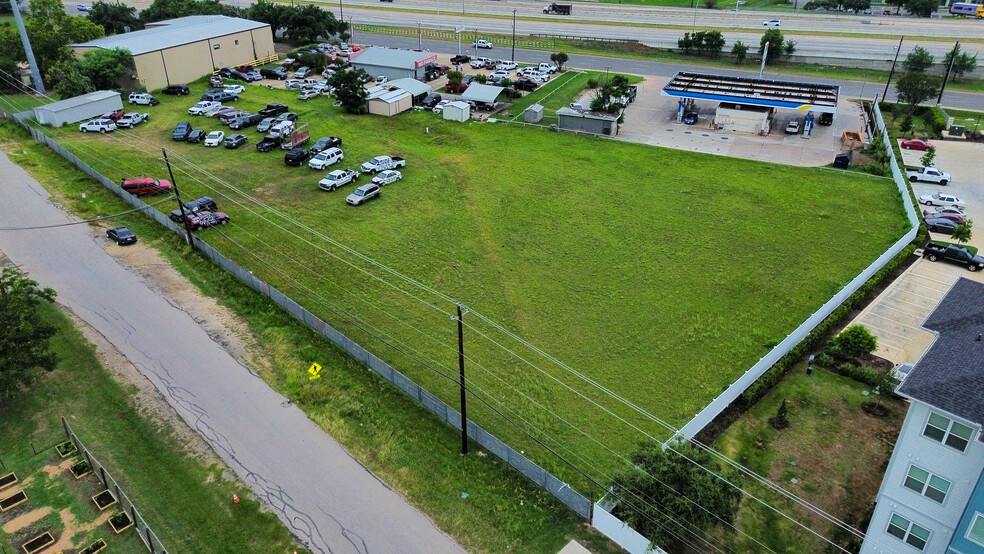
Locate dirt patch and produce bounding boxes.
[42,458,75,481]
[44,507,112,553]
[2,506,51,534]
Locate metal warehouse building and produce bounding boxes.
[350,48,438,83]
[33,90,122,127]
[72,16,274,93]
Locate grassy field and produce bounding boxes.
[714,364,906,552]
[505,71,644,122]
[0,80,907,494]
[0,303,305,553]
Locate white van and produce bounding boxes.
[308,147,344,170]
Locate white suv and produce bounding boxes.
[188,101,220,115]
[128,93,159,106]
[79,119,116,133]
[309,148,344,170]
[473,39,493,49]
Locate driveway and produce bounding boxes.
[0,152,465,554]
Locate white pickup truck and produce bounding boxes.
[361,155,406,174]
[907,167,951,186]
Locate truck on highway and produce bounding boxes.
[542,2,571,14]
[949,2,984,17]
[907,167,951,185]
[923,243,984,271]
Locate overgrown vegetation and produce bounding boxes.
[0,268,58,398]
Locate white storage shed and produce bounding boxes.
[443,101,471,122]
[33,91,123,127]
[367,89,412,117]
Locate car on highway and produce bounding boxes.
[204,130,225,147]
[106,227,137,245]
[763,19,781,26]
[473,39,493,49]
[79,119,116,133]
[901,138,933,150]
[785,120,800,134]
[346,184,381,206]
[371,170,402,186]
[76,3,90,11]
[224,134,248,148]
[919,193,966,207]
[925,218,958,234]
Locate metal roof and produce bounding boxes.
[661,72,839,113]
[461,84,503,104]
[72,16,270,56]
[556,107,619,121]
[350,47,436,69]
[34,90,120,113]
[898,277,984,429]
[386,78,431,96]
[369,89,411,104]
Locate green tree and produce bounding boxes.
[843,0,871,11]
[445,69,463,87]
[833,324,878,357]
[47,57,95,97]
[87,1,142,35]
[245,0,291,36]
[472,73,488,84]
[783,39,797,57]
[731,40,748,64]
[8,0,105,79]
[952,219,973,244]
[139,0,232,24]
[904,0,938,17]
[899,114,914,136]
[919,146,936,167]
[284,5,341,44]
[702,0,718,7]
[760,28,784,64]
[79,47,134,89]
[896,71,941,114]
[611,440,743,553]
[326,68,368,114]
[297,51,329,72]
[0,268,58,398]
[769,399,790,429]
[886,0,905,13]
[700,31,725,58]
[943,44,978,82]
[902,46,934,72]
[550,51,568,71]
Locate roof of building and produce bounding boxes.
[386,78,431,96]
[350,47,436,69]
[369,89,411,104]
[34,91,120,113]
[898,277,984,428]
[556,107,619,121]
[445,101,470,110]
[72,16,269,56]
[660,72,839,114]
[460,84,503,104]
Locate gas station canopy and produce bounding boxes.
[661,72,839,114]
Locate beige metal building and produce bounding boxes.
[72,16,274,92]
[366,88,412,117]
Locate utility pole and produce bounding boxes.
[883,35,904,101]
[937,41,959,104]
[511,9,517,62]
[338,0,343,27]
[418,22,422,51]
[758,41,769,78]
[161,148,195,250]
[456,304,468,456]
[10,0,44,94]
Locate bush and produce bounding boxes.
[814,352,836,368]
[834,363,882,387]
[833,324,878,357]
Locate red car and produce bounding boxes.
[121,177,172,196]
[901,138,933,151]
[185,211,230,230]
[924,211,966,225]
[101,109,126,122]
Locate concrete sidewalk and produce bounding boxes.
[0,151,465,554]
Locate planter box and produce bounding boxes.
[0,489,28,512]
[91,489,117,511]
[70,460,91,480]
[109,511,134,534]
[55,440,77,458]
[79,538,108,554]
[0,472,17,491]
[21,531,54,554]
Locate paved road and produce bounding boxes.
[357,31,984,110]
[0,152,465,554]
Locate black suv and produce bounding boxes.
[260,67,288,80]
[218,67,248,81]
[229,113,264,130]
[258,103,289,117]
[170,196,218,222]
[284,147,311,166]
[422,93,442,108]
[172,121,193,141]
[818,112,833,126]
[162,84,190,95]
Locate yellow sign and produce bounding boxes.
[308,362,322,381]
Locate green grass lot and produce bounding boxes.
[715,365,906,552]
[0,303,305,553]
[1,81,906,495]
[505,71,644,122]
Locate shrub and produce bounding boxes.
[814,352,836,368]
[833,325,878,357]
[834,363,882,387]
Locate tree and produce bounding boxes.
[550,51,569,71]
[0,268,58,399]
[88,1,142,35]
[326,68,369,114]
[904,0,937,17]
[769,399,790,430]
[902,46,934,72]
[702,0,718,7]
[611,440,743,553]
[445,69,463,88]
[731,40,748,64]
[79,47,134,90]
[833,324,877,357]
[297,51,329,73]
[895,71,940,114]
[885,0,905,13]
[803,0,839,10]
[943,44,978,82]
[760,28,785,64]
[5,0,105,80]
[47,57,95,97]
[472,73,488,84]
[245,0,291,37]
[899,115,914,136]
[952,219,973,244]
[678,31,725,58]
[284,4,341,44]
[842,0,871,11]
[139,0,232,24]
[783,39,797,57]
[919,146,936,167]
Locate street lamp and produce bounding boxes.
[511,9,517,61]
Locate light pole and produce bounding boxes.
[338,0,343,26]
[511,9,517,61]
[9,0,44,94]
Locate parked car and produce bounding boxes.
[172,121,193,141]
[294,66,312,79]
[121,177,171,196]
[218,67,248,80]
[925,206,966,217]
[923,243,984,271]
[346,183,381,206]
[308,147,344,169]
[310,136,342,154]
[446,75,474,94]
[925,217,959,234]
[495,61,518,71]
[286,79,306,91]
[79,119,116,133]
[101,109,126,122]
[218,110,249,125]
[337,49,353,57]
[186,211,230,230]
[260,67,288,80]
[422,93,443,108]
[925,211,966,225]
[514,78,538,92]
[375,75,388,85]
[919,193,965,207]
[256,135,282,152]
[188,101,220,115]
[538,62,558,73]
[209,75,224,88]
[284,147,312,166]
[256,117,278,133]
[276,112,299,123]
[117,112,150,128]
[371,169,402,186]
[901,138,933,150]
[907,167,951,185]
[128,92,160,106]
[224,134,248,148]
[204,130,225,147]
[473,39,493,49]
[224,84,246,95]
[432,100,450,113]
[201,91,238,103]
[361,155,406,174]
[818,112,833,125]
[229,113,263,130]
[318,169,360,191]
[488,70,510,82]
[282,56,296,66]
[186,129,207,144]
[450,54,471,65]
[785,120,801,134]
[259,103,289,117]
[170,196,217,221]
[243,70,262,82]
[299,89,320,101]
[106,227,137,246]
[162,84,191,95]
[207,106,237,119]
[470,57,494,69]
[763,18,781,26]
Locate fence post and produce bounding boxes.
[147,528,155,553]
[100,466,109,490]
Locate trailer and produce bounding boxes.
[281,122,310,150]
[542,3,571,14]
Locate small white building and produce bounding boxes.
[386,78,432,105]
[367,88,412,117]
[714,103,771,134]
[443,101,471,122]
[556,107,618,136]
[33,91,123,127]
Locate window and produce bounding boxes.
[888,513,930,550]
[213,44,220,50]
[234,39,239,45]
[903,466,950,503]
[969,513,984,547]
[923,412,974,452]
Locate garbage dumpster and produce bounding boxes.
[833,153,851,169]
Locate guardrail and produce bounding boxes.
[211,54,280,75]
[530,33,639,44]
